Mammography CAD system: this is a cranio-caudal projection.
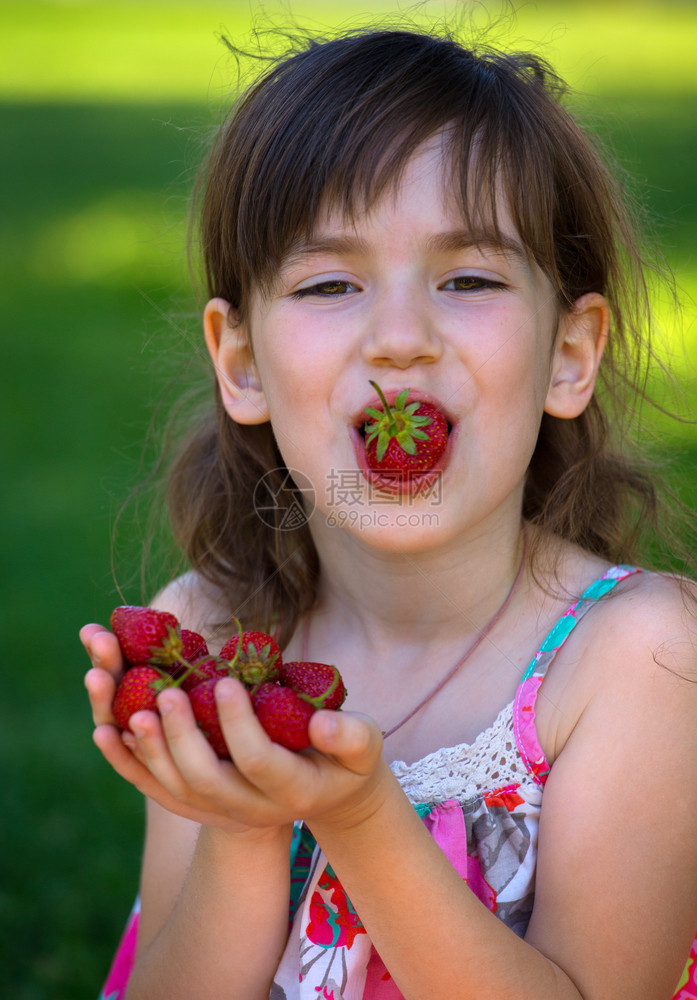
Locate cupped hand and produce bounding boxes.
[118,678,382,829]
[118,678,387,833]
[80,621,247,831]
[81,623,387,834]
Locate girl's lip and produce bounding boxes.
[349,420,458,497]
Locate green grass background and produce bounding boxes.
[1,1,695,996]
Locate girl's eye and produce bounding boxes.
[441,276,504,292]
[291,280,357,299]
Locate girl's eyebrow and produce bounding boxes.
[426,229,529,264]
[281,229,528,269]
[282,235,371,268]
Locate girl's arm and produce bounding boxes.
[84,660,294,1000]
[307,575,697,1000]
[81,582,295,1000]
[126,805,292,1000]
[307,758,585,999]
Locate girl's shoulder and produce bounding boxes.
[151,571,237,654]
[570,564,697,688]
[535,564,697,764]
[582,567,697,668]
[543,539,697,663]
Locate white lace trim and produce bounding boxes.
[389,699,537,805]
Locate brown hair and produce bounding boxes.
[166,27,692,645]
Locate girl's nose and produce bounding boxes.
[360,287,443,370]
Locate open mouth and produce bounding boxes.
[349,420,456,497]
[348,384,457,496]
[355,419,454,440]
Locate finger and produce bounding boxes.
[94,723,153,783]
[93,724,238,828]
[85,666,117,726]
[156,688,230,781]
[120,729,145,763]
[215,678,288,777]
[93,722,183,802]
[127,703,206,802]
[79,622,106,650]
[214,679,318,808]
[80,625,124,678]
[157,685,268,805]
[91,630,124,675]
[308,710,384,775]
[156,685,294,827]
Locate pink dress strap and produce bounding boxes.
[513,565,642,787]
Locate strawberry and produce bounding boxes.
[180,655,231,693]
[112,665,171,731]
[363,381,448,478]
[110,605,182,667]
[251,683,316,751]
[181,628,208,661]
[188,679,230,758]
[220,627,282,687]
[280,661,347,711]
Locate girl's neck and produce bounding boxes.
[307,516,528,655]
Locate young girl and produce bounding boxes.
[81,27,697,1000]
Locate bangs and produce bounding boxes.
[201,30,615,315]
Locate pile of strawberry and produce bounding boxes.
[109,606,346,757]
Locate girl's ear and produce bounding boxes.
[544,292,609,419]
[203,297,270,425]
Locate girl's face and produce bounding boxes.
[216,138,601,552]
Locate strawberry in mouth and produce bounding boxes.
[359,380,450,490]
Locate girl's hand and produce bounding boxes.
[119,678,387,833]
[79,623,264,832]
[81,625,387,833]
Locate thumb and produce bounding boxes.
[309,710,384,775]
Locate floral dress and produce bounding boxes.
[99,566,697,1000]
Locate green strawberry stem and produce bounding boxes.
[151,624,227,690]
[364,380,433,462]
[222,617,244,674]
[150,624,200,669]
[297,665,342,710]
[152,659,197,692]
[175,617,246,689]
[234,641,278,685]
[148,624,201,687]
[369,380,399,436]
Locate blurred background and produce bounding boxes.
[1,1,695,996]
